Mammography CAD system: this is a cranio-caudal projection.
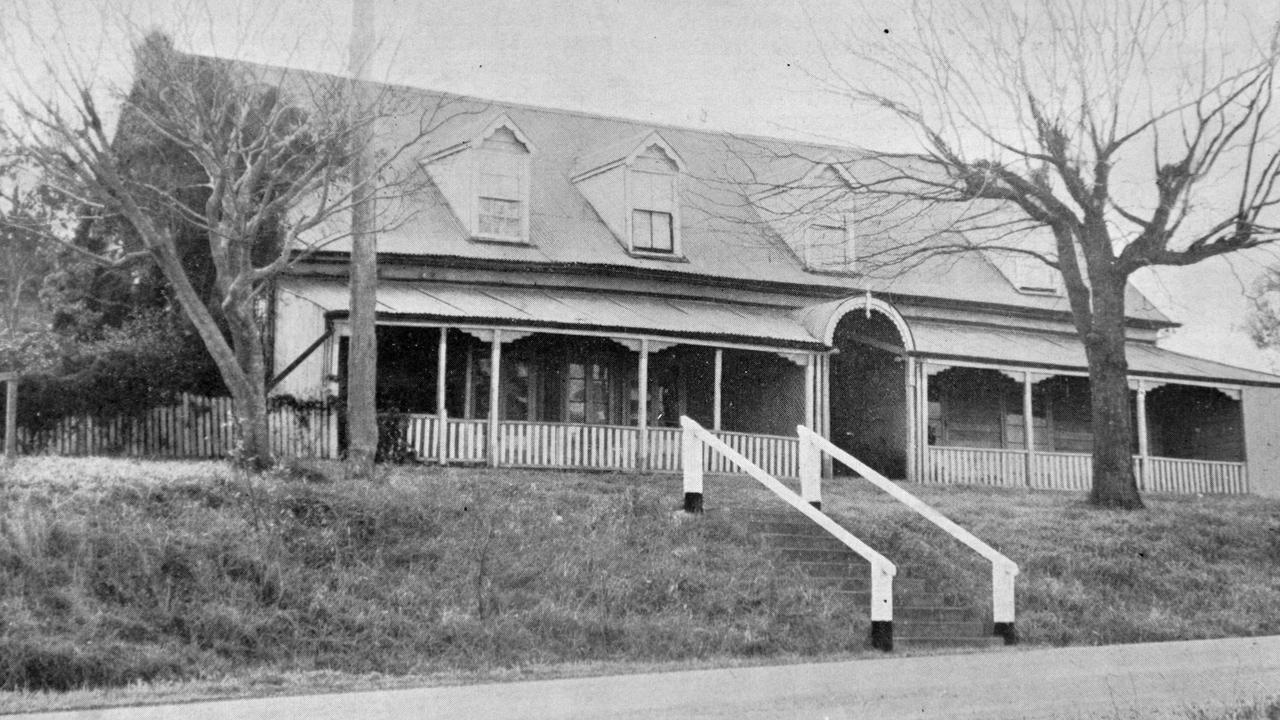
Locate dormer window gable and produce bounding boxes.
[572,131,687,259]
[423,113,534,244]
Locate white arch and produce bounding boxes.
[818,295,915,351]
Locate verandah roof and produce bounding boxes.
[911,321,1280,388]
[280,279,825,350]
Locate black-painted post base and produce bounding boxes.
[870,621,893,652]
[993,622,1017,645]
[683,492,704,514]
[809,500,822,511]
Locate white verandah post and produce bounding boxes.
[905,356,917,482]
[436,327,448,464]
[712,348,723,431]
[1136,378,1149,490]
[804,353,815,430]
[487,329,501,467]
[918,362,930,482]
[1023,371,1035,487]
[638,338,649,470]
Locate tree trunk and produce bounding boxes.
[1083,278,1144,509]
[150,237,274,471]
[225,296,273,472]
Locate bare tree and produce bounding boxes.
[2,30,454,470]
[765,0,1280,509]
[0,156,62,334]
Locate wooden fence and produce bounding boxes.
[16,394,336,460]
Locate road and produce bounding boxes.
[12,635,1280,719]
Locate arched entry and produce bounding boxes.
[824,298,913,478]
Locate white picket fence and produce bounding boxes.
[927,446,1248,495]
[394,414,800,478]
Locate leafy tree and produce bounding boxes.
[787,0,1280,508]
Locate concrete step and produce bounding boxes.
[894,635,1007,649]
[759,533,853,551]
[776,546,865,562]
[895,619,990,638]
[895,605,984,622]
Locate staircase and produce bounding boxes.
[746,508,1001,650]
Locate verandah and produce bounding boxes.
[352,324,822,478]
[918,364,1250,494]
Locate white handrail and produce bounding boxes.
[797,425,1019,630]
[681,417,897,624]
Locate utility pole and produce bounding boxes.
[346,0,378,476]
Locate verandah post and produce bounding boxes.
[681,418,703,513]
[803,353,815,430]
[712,349,722,431]
[436,327,448,464]
[1023,371,1035,487]
[638,338,649,470]
[1135,378,1149,491]
[487,329,501,467]
[905,357,917,482]
[918,363,930,482]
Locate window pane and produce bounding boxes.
[479,197,521,237]
[480,152,520,199]
[632,209,652,250]
[651,212,673,251]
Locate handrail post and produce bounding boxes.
[797,424,1018,647]
[681,420,703,513]
[992,561,1018,645]
[798,429,822,510]
[870,563,894,651]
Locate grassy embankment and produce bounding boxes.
[1,457,1278,710]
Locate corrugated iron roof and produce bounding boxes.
[281,278,824,349]
[911,321,1280,386]
[246,62,1170,326]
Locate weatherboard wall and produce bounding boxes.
[1243,385,1280,497]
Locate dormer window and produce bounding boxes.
[627,145,680,255]
[750,159,859,274]
[573,131,687,259]
[422,114,534,245]
[805,220,853,269]
[475,127,529,242]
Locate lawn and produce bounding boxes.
[1,457,1278,712]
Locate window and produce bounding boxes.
[806,222,851,268]
[632,209,673,253]
[477,146,523,240]
[627,150,679,255]
[566,360,612,424]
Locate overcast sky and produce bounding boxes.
[3,0,1278,371]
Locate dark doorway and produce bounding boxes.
[830,311,908,477]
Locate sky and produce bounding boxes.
[2,0,1278,371]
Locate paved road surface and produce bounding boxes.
[13,635,1280,719]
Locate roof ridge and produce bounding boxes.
[185,50,874,156]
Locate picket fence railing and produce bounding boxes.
[16,394,336,460]
[927,445,1248,495]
